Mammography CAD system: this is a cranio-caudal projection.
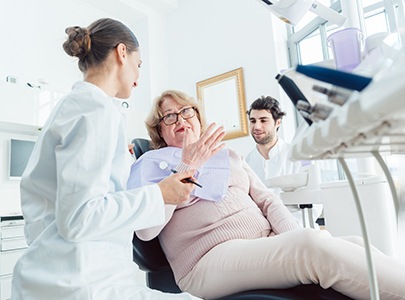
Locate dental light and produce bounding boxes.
[258,0,346,27]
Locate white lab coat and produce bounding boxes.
[11,82,198,300]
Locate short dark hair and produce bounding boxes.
[247,96,286,122]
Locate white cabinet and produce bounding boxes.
[0,216,27,300]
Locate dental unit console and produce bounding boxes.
[290,36,405,161]
[288,32,405,300]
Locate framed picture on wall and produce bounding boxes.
[196,67,248,140]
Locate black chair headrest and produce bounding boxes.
[131,138,151,158]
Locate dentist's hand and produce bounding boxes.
[158,169,196,205]
[181,123,225,169]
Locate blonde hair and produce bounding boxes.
[145,90,206,149]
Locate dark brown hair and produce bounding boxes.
[63,18,139,72]
[247,95,286,124]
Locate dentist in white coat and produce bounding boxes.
[11,18,209,300]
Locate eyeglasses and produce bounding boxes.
[160,107,196,125]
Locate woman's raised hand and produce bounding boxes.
[181,123,225,169]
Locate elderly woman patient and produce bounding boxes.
[127,89,405,300]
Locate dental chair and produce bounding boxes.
[131,137,353,300]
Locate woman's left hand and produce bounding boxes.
[181,122,225,169]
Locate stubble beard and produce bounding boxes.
[252,131,275,145]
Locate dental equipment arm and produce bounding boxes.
[257,0,346,26]
[275,73,313,125]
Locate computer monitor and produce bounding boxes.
[9,139,36,180]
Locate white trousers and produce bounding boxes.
[178,229,405,300]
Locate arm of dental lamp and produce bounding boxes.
[257,0,346,27]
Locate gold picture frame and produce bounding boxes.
[196,67,248,140]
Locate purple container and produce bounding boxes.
[327,28,363,72]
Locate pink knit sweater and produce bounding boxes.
[136,149,301,282]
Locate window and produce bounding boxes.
[299,28,323,65]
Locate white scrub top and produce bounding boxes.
[245,138,322,227]
[11,82,198,300]
[245,138,301,185]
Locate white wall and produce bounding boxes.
[0,0,296,157]
[2,0,102,93]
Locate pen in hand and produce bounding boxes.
[170,169,202,188]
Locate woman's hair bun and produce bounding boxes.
[63,26,91,58]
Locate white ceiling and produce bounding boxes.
[75,0,178,21]
[126,0,178,14]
